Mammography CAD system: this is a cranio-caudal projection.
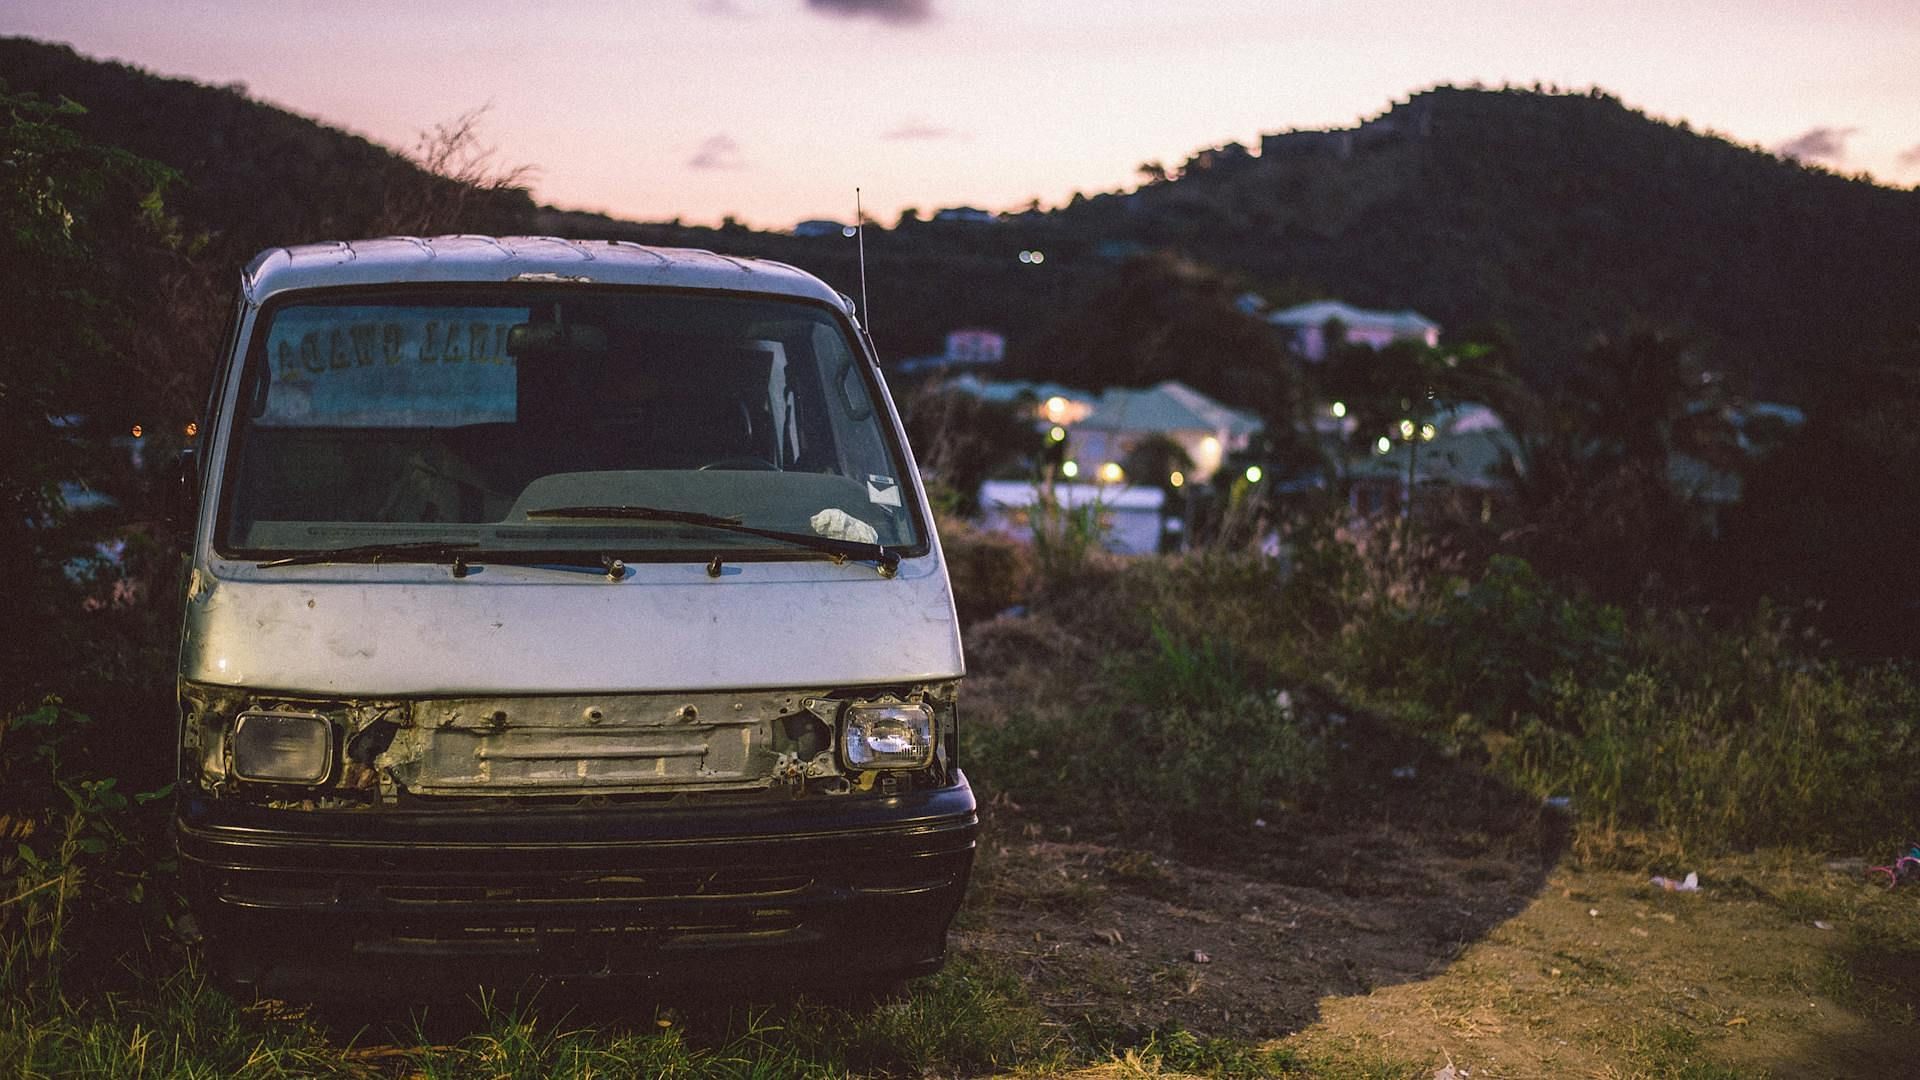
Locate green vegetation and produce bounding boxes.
[0,960,1063,1078]
[5,33,1919,1078]
[973,614,1324,839]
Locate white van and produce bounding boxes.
[173,237,974,995]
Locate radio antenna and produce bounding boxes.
[855,187,872,340]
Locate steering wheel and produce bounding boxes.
[696,456,780,471]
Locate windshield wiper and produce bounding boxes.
[256,540,480,569]
[524,504,901,577]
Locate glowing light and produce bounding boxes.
[1169,470,1185,488]
[1398,419,1415,439]
[184,421,199,438]
[1375,436,1392,454]
[1330,401,1347,418]
[842,225,858,238]
[1420,423,1437,441]
[130,424,143,438]
[1029,250,1045,264]
[1060,460,1080,479]
[1244,465,1264,483]
[1098,462,1124,484]
[1048,425,1067,443]
[1044,396,1068,420]
[1017,250,1032,264]
[1200,436,1220,454]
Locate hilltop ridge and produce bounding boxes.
[5,37,1916,399]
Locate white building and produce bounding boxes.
[949,377,1260,484]
[977,480,1166,556]
[1069,381,1261,483]
[1268,300,1440,361]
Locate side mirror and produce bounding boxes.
[170,447,200,532]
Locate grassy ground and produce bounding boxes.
[5,543,1917,1076]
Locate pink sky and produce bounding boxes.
[6,0,1918,227]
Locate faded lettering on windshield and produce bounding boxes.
[260,305,527,427]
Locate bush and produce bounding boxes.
[1312,551,1920,853]
[970,617,1324,843]
[1506,658,1920,851]
[1333,554,1628,735]
[937,515,1031,625]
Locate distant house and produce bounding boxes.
[932,207,998,225]
[949,377,1259,484]
[978,480,1166,556]
[1339,402,1518,518]
[894,329,1009,375]
[1069,381,1261,483]
[1259,93,1437,161]
[1268,300,1440,360]
[1669,401,1808,510]
[791,219,850,238]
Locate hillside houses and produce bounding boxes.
[1268,300,1441,361]
[948,375,1259,485]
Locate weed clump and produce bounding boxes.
[970,608,1325,846]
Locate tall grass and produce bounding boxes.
[953,518,1920,856]
[969,611,1324,842]
[1298,542,1920,854]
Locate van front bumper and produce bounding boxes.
[175,773,976,996]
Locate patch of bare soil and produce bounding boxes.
[1282,855,1920,1078]
[957,609,1565,1044]
[957,610,1920,1076]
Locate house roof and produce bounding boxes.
[1346,428,1519,489]
[945,375,1088,406]
[1268,300,1439,335]
[979,480,1165,512]
[1078,381,1262,437]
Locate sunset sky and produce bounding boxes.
[6,0,1918,228]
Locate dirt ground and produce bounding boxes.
[957,614,1920,1078]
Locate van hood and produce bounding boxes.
[180,556,963,696]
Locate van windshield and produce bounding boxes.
[217,288,924,559]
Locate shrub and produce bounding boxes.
[937,515,1032,625]
[970,618,1324,843]
[1333,554,1628,735]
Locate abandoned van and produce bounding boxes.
[174,237,974,993]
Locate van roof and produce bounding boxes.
[242,236,850,311]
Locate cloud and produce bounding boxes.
[1774,126,1857,166]
[882,120,962,141]
[1898,144,1920,169]
[693,0,755,17]
[804,0,934,26]
[688,135,746,170]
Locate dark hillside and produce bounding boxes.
[8,38,1915,399]
[0,37,535,261]
[1088,87,1920,396]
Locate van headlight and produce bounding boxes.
[231,710,334,784]
[841,702,934,770]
